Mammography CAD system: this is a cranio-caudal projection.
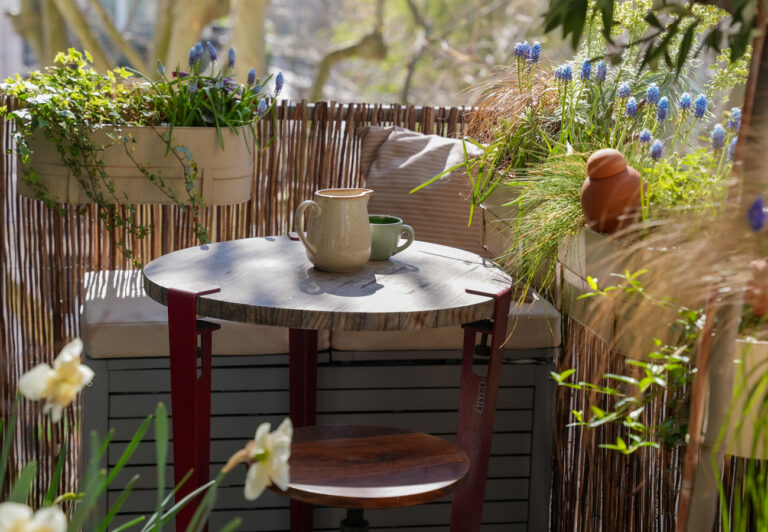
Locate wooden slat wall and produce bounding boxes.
[0,98,473,504]
[81,351,554,531]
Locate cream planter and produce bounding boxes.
[19,126,255,205]
[726,339,768,460]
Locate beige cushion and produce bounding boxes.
[81,270,330,358]
[331,290,561,351]
[359,125,488,257]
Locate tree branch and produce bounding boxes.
[85,0,150,72]
[310,31,387,101]
[49,0,113,69]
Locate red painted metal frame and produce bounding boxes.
[450,286,512,532]
[288,328,318,532]
[167,285,220,532]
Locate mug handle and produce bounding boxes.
[394,224,415,255]
[294,200,320,255]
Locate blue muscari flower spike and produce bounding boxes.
[529,42,541,64]
[596,61,607,82]
[727,137,738,161]
[650,139,663,160]
[748,196,766,232]
[679,92,691,110]
[194,42,203,61]
[275,72,284,94]
[711,124,725,150]
[206,41,217,62]
[639,128,651,143]
[247,67,256,86]
[554,66,563,81]
[728,107,742,132]
[618,82,631,99]
[257,98,268,117]
[625,97,637,118]
[188,47,197,68]
[562,64,572,82]
[694,94,707,119]
[520,41,531,59]
[228,47,236,69]
[513,42,523,58]
[646,83,659,105]
[580,60,591,81]
[657,97,669,122]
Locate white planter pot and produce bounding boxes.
[727,339,768,459]
[18,126,254,205]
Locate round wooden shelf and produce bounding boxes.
[274,425,469,509]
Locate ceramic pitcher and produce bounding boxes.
[294,188,374,272]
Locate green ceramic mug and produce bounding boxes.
[369,215,415,260]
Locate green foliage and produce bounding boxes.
[0,48,275,266]
[553,271,702,453]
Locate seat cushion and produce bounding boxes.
[359,125,488,257]
[81,270,330,358]
[331,290,561,351]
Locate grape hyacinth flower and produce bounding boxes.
[513,42,523,58]
[711,124,725,150]
[188,46,198,68]
[650,139,663,160]
[562,64,572,82]
[618,82,631,99]
[596,61,607,82]
[657,96,669,122]
[727,137,738,161]
[639,128,651,143]
[206,41,217,62]
[275,72,284,95]
[247,67,257,86]
[257,98,268,117]
[554,66,563,81]
[520,41,531,59]
[679,92,692,110]
[694,94,707,119]
[625,97,637,118]
[728,107,742,132]
[748,196,766,232]
[646,83,659,105]
[228,47,236,69]
[580,60,591,81]
[529,42,541,64]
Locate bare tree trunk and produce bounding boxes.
[49,0,112,69]
[310,32,387,102]
[151,0,174,68]
[163,0,229,70]
[231,0,269,77]
[85,0,149,72]
[8,0,44,65]
[40,0,68,65]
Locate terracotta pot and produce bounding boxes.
[580,148,642,233]
[19,126,254,205]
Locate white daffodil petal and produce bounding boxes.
[275,417,293,439]
[270,436,291,463]
[253,422,271,446]
[48,403,64,423]
[29,506,67,532]
[244,463,270,501]
[77,364,95,387]
[54,339,84,368]
[270,462,290,492]
[18,364,54,400]
[0,502,33,529]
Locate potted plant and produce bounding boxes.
[0,44,281,262]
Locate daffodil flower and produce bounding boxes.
[0,502,67,532]
[18,338,94,422]
[223,418,293,501]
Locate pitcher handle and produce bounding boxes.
[394,224,415,255]
[294,200,319,255]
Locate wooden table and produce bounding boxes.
[143,236,513,531]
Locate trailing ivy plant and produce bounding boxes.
[551,270,702,453]
[0,46,278,266]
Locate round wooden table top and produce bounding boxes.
[274,425,469,508]
[143,236,511,331]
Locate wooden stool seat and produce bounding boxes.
[275,425,470,509]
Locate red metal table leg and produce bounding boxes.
[167,286,220,532]
[288,328,318,532]
[450,286,512,532]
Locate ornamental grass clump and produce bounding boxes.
[439,1,752,294]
